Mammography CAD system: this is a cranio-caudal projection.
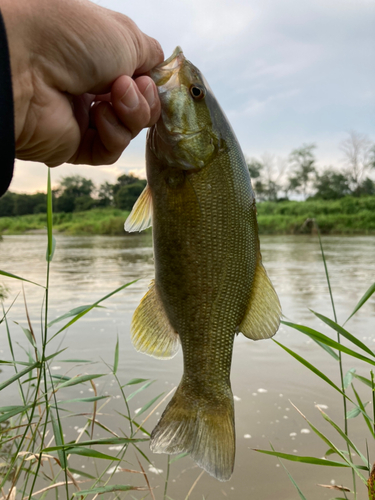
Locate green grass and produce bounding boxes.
[257,196,375,234]
[0,208,131,235]
[1,197,375,235]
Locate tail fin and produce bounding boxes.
[150,382,235,481]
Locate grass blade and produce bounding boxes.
[57,373,105,389]
[281,320,375,366]
[72,485,147,496]
[46,169,54,262]
[272,339,347,398]
[58,396,110,404]
[270,444,307,500]
[343,368,356,389]
[63,447,121,461]
[0,404,33,424]
[0,361,40,391]
[311,310,375,357]
[127,380,155,401]
[54,281,137,336]
[290,403,368,482]
[353,373,373,388]
[254,450,350,467]
[125,378,149,386]
[135,393,164,418]
[51,413,67,469]
[113,336,119,375]
[345,282,375,325]
[351,383,375,438]
[44,437,148,450]
[312,338,339,360]
[0,270,44,288]
[317,407,369,466]
[48,305,104,327]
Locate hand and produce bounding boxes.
[1,0,164,167]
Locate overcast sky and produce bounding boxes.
[12,0,375,193]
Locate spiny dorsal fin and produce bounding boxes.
[239,258,281,340]
[124,184,152,232]
[131,280,180,358]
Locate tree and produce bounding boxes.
[97,181,114,207]
[287,144,316,198]
[55,175,95,212]
[246,158,263,179]
[340,131,375,191]
[112,174,141,195]
[114,181,146,211]
[58,176,95,197]
[354,177,375,197]
[313,169,351,200]
[0,192,16,216]
[248,153,287,201]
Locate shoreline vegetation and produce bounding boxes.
[1,196,375,235]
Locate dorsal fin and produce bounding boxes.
[239,257,281,340]
[124,184,152,232]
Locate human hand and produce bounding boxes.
[1,0,164,167]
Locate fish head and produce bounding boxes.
[149,47,226,171]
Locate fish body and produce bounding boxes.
[125,47,281,481]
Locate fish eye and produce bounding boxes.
[190,85,205,100]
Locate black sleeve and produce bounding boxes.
[0,9,15,198]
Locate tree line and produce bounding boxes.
[0,131,374,217]
[0,174,146,217]
[248,131,375,201]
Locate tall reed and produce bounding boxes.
[258,222,375,499]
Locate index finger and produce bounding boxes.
[133,33,164,75]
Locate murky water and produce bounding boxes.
[0,234,374,499]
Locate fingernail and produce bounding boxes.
[104,106,118,126]
[121,80,139,109]
[143,82,157,107]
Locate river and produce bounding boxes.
[0,234,374,499]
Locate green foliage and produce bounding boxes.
[55,175,95,213]
[256,196,375,234]
[313,169,351,200]
[1,197,375,235]
[287,144,317,197]
[246,158,263,179]
[114,181,146,210]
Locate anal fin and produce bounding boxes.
[124,184,152,232]
[131,280,180,358]
[239,257,281,340]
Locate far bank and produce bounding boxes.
[0,197,374,236]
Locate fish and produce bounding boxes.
[125,47,281,481]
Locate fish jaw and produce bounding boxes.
[149,47,223,171]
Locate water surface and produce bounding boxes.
[0,234,374,499]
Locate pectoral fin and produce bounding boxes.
[124,184,152,232]
[239,258,281,340]
[131,280,180,358]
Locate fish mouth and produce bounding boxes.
[150,47,185,88]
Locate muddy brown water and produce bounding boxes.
[0,234,374,499]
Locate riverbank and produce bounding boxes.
[0,197,374,235]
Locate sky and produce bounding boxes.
[11,0,375,193]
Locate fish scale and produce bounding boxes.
[125,46,281,480]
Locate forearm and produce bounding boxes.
[0,6,15,196]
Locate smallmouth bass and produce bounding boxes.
[125,47,281,481]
